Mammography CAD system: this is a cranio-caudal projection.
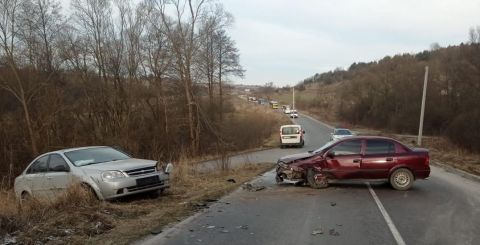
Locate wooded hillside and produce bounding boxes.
[0,0,259,184]
[298,31,480,152]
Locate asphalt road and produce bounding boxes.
[139,113,480,245]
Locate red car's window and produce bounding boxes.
[329,139,362,156]
[365,140,395,155]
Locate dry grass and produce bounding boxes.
[225,97,291,149]
[0,162,274,245]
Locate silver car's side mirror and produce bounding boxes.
[165,162,173,174]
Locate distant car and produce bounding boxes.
[284,108,291,114]
[280,125,305,148]
[14,146,172,201]
[330,128,353,141]
[276,136,430,190]
[290,111,298,118]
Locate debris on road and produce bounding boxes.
[227,178,236,183]
[236,225,249,230]
[242,183,266,191]
[189,229,195,232]
[220,229,229,233]
[192,202,208,210]
[311,228,324,235]
[329,228,340,236]
[193,202,207,207]
[205,198,218,202]
[150,228,162,235]
[330,202,337,206]
[206,226,215,229]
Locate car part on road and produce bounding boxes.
[243,183,266,191]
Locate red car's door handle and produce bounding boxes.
[353,159,361,163]
[386,158,394,162]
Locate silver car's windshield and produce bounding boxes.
[65,147,130,166]
[334,129,352,135]
[313,141,336,154]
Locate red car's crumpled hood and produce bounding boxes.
[278,152,315,164]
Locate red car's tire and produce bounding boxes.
[307,169,329,189]
[390,168,414,190]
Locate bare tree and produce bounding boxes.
[0,0,40,156]
[152,0,207,154]
[214,29,243,120]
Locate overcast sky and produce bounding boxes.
[219,0,480,86]
[59,0,480,87]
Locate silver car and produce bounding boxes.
[330,128,354,141]
[14,146,172,201]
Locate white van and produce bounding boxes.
[280,125,305,148]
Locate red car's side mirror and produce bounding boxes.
[326,152,335,159]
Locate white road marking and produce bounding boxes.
[366,182,407,245]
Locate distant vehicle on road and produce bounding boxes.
[14,146,172,201]
[280,125,305,148]
[257,98,268,105]
[270,100,279,109]
[330,128,353,141]
[276,136,430,190]
[290,110,298,118]
[284,108,291,114]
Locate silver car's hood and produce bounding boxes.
[278,152,314,164]
[333,135,351,138]
[81,158,156,171]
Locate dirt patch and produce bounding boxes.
[0,163,274,245]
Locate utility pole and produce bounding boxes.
[417,66,429,146]
[292,86,295,110]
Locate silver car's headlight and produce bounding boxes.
[101,170,126,181]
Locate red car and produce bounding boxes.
[276,136,430,190]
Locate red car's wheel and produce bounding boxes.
[307,169,329,189]
[390,168,414,190]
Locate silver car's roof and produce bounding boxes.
[53,146,109,154]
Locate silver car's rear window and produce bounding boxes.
[65,147,130,166]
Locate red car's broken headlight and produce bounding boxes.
[290,166,304,172]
